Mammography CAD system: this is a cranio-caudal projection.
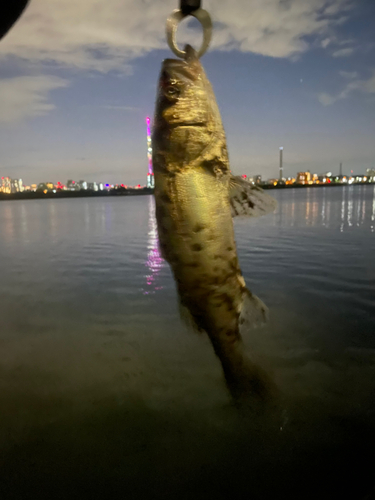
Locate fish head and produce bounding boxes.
[153,45,223,167]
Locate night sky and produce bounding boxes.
[0,0,374,186]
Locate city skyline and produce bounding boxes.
[2,163,375,194]
[0,0,374,185]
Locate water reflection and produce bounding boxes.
[340,187,345,232]
[321,188,326,226]
[144,196,164,294]
[273,186,375,232]
[2,203,15,242]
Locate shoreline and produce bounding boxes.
[0,187,154,202]
[0,182,373,202]
[261,182,374,190]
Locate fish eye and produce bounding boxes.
[164,84,180,99]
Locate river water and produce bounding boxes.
[0,186,374,499]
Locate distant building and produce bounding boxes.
[67,180,78,190]
[1,177,11,193]
[254,175,262,184]
[78,180,87,190]
[37,183,48,192]
[353,174,371,183]
[285,177,296,185]
[296,171,311,184]
[10,179,20,193]
[317,174,332,184]
[11,179,19,193]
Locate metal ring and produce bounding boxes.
[166,8,212,59]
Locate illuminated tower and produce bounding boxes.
[146,117,155,189]
[279,147,283,180]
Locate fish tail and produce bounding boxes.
[213,339,279,409]
[224,355,275,402]
[239,288,268,329]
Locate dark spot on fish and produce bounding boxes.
[193,223,205,233]
[156,205,167,218]
[160,192,172,204]
[187,262,199,268]
[213,266,219,272]
[191,243,203,252]
[229,258,239,272]
[214,254,225,260]
[210,276,221,286]
[216,292,234,311]
[227,246,233,252]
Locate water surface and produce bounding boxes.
[0,186,374,499]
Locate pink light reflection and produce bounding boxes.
[143,196,164,294]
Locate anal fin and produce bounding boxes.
[239,288,268,329]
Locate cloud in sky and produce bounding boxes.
[0,0,354,126]
[0,0,352,72]
[339,70,358,79]
[0,75,68,124]
[318,70,375,105]
[332,47,354,57]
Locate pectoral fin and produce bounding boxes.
[229,175,277,218]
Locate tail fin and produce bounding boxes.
[239,288,268,329]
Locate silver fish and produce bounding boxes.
[152,45,277,403]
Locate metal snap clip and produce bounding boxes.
[166,8,212,59]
